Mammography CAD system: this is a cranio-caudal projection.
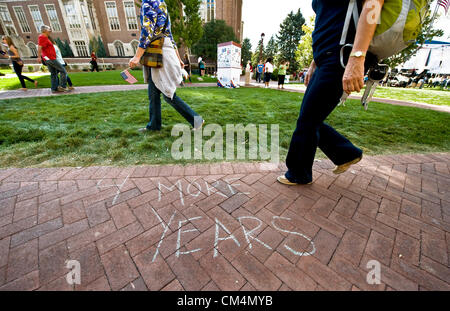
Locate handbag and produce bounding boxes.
[139,37,164,68]
[140,18,168,68]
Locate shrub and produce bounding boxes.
[27,65,34,73]
[40,65,48,73]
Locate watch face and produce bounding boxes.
[355,51,362,57]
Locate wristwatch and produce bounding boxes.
[350,51,366,58]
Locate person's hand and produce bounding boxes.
[343,57,365,94]
[179,60,184,70]
[304,60,316,87]
[37,56,42,64]
[129,56,140,69]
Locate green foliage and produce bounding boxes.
[264,35,278,60]
[27,65,34,73]
[96,36,107,57]
[241,38,252,66]
[276,9,305,73]
[63,40,74,58]
[296,15,315,70]
[384,8,444,68]
[55,38,67,57]
[192,19,238,61]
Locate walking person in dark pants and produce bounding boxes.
[277,0,384,185]
[129,0,204,132]
[90,51,99,72]
[1,36,38,91]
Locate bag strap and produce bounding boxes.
[340,0,360,45]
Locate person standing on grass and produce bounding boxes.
[256,60,264,83]
[90,51,99,72]
[277,0,385,186]
[264,57,273,88]
[129,0,204,132]
[37,25,69,94]
[50,37,74,90]
[1,36,38,91]
[184,54,192,83]
[278,60,289,89]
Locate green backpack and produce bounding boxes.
[341,0,431,60]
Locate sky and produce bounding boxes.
[242,0,450,50]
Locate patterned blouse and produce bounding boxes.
[139,0,177,50]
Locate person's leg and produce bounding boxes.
[146,69,162,130]
[13,62,26,89]
[46,61,59,91]
[55,62,67,88]
[284,60,362,184]
[162,92,201,127]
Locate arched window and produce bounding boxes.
[114,40,124,57]
[131,40,139,54]
[27,42,38,57]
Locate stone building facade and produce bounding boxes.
[0,0,243,59]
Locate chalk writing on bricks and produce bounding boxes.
[150,206,316,262]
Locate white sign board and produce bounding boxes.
[217,41,241,88]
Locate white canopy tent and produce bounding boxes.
[400,41,450,74]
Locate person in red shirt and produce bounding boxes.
[90,51,99,72]
[37,25,69,93]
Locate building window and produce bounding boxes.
[44,4,62,32]
[80,2,90,30]
[123,1,138,31]
[28,5,44,33]
[74,41,89,57]
[0,5,17,35]
[114,41,125,57]
[27,42,38,57]
[207,0,215,22]
[87,1,97,30]
[13,6,31,33]
[62,1,83,39]
[131,40,139,54]
[105,2,120,31]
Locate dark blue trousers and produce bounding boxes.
[146,68,200,130]
[285,56,362,184]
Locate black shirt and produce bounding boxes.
[312,0,362,63]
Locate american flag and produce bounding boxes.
[120,69,138,84]
[438,0,450,14]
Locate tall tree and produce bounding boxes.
[384,10,443,68]
[241,38,252,66]
[55,38,66,57]
[264,35,278,59]
[97,36,107,57]
[296,16,314,70]
[276,9,305,73]
[63,40,74,57]
[192,19,238,61]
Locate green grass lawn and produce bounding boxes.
[0,87,449,168]
[0,69,217,90]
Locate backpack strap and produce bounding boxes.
[340,0,360,45]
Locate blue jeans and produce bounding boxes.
[146,68,200,130]
[285,55,362,184]
[46,59,67,91]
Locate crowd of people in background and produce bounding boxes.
[381,69,449,90]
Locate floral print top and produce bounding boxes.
[139,0,177,50]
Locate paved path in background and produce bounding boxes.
[0,153,449,291]
[0,83,217,101]
[1,80,449,113]
[249,82,450,113]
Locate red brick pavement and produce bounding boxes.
[0,153,449,291]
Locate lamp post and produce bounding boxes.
[259,33,265,63]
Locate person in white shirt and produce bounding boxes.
[264,57,274,88]
[50,37,74,90]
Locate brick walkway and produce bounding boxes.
[0,153,449,291]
